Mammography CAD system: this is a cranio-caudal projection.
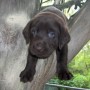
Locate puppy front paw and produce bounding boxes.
[20,69,35,83]
[57,69,73,80]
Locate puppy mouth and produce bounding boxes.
[30,49,52,59]
[35,54,51,59]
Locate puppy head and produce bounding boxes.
[23,12,70,58]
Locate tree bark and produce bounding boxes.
[68,0,90,62]
[0,0,90,90]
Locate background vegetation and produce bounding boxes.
[49,41,90,88]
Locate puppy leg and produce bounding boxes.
[20,50,38,83]
[56,45,73,80]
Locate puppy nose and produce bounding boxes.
[34,42,43,51]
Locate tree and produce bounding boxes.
[0,0,89,90]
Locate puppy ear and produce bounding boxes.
[23,21,31,44]
[59,25,70,50]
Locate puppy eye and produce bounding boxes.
[48,32,55,38]
[31,29,37,36]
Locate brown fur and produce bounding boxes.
[20,6,73,83]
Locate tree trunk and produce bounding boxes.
[0,0,90,90]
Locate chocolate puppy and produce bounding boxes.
[20,6,73,83]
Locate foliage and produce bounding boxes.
[49,41,90,88]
